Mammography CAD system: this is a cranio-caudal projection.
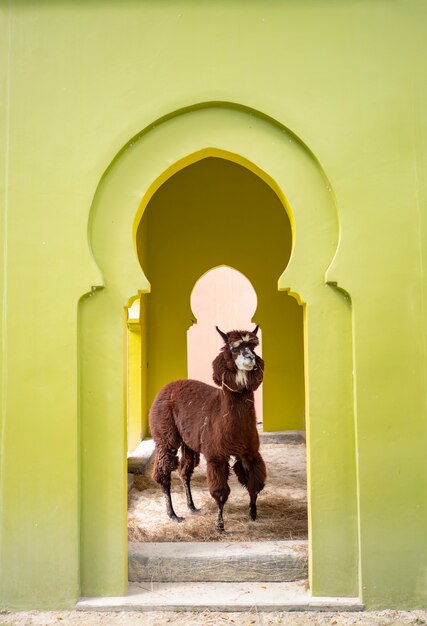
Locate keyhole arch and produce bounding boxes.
[81,102,358,598]
[187,265,263,420]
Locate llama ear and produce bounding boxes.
[253,325,259,336]
[216,326,228,343]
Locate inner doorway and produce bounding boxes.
[187,265,263,422]
[134,156,305,434]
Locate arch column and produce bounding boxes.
[81,103,359,597]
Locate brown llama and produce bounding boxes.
[149,325,266,532]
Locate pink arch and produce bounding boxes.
[187,266,263,420]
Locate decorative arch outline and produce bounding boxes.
[87,102,343,304]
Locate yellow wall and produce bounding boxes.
[136,157,305,433]
[0,0,427,610]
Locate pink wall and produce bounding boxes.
[187,266,263,420]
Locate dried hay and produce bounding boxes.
[128,441,307,542]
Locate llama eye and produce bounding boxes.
[231,347,239,354]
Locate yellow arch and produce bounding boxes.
[135,156,302,434]
[132,147,296,266]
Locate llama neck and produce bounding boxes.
[220,369,251,394]
[219,389,258,448]
[234,369,248,389]
[221,387,256,417]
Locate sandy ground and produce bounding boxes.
[128,439,308,542]
[1,608,427,625]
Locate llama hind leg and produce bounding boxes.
[179,443,200,514]
[241,452,267,521]
[206,458,231,532]
[233,458,248,487]
[152,445,184,523]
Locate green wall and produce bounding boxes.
[0,0,427,610]
[137,157,305,432]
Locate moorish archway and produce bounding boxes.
[80,103,358,598]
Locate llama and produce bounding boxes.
[149,325,266,532]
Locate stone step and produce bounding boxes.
[258,429,305,444]
[127,439,155,474]
[128,540,308,583]
[77,581,363,613]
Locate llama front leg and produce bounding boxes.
[151,445,184,523]
[206,458,231,532]
[242,452,267,521]
[179,443,200,514]
[161,484,184,523]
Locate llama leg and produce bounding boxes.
[233,458,248,487]
[206,458,230,532]
[152,445,184,523]
[161,484,184,523]
[179,443,200,514]
[249,492,258,521]
[242,452,267,521]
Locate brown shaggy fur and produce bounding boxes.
[149,327,266,532]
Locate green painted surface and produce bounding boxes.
[0,0,426,610]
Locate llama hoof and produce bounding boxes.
[249,504,257,521]
[170,514,185,523]
[189,506,201,515]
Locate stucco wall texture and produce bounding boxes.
[1,0,427,611]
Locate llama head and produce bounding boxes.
[216,326,259,372]
[212,326,264,391]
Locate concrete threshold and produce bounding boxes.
[76,581,363,613]
[129,540,308,583]
[258,429,305,444]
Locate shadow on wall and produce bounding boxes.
[188,265,263,421]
